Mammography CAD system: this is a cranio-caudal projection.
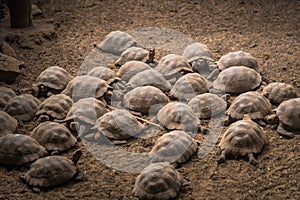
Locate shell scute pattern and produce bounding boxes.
[0,86,16,110]
[262,82,298,104]
[276,98,300,130]
[117,61,152,82]
[0,110,18,137]
[87,67,119,85]
[115,47,152,66]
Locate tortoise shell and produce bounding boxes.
[0,134,47,165]
[149,130,198,164]
[30,122,76,152]
[115,47,154,66]
[217,51,259,72]
[0,86,16,110]
[170,73,209,102]
[157,102,199,133]
[124,86,169,115]
[0,110,17,137]
[127,69,172,92]
[276,98,300,130]
[117,61,152,82]
[3,94,41,121]
[182,42,213,62]
[188,93,227,119]
[213,66,262,94]
[133,162,183,200]
[87,66,119,85]
[262,82,298,104]
[227,91,272,121]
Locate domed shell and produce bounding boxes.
[87,66,119,85]
[276,98,300,130]
[213,66,262,94]
[170,73,209,102]
[188,93,227,119]
[0,110,18,137]
[182,42,213,62]
[124,86,169,115]
[0,86,16,110]
[133,162,183,200]
[127,69,172,92]
[157,102,199,133]
[30,122,76,152]
[115,47,153,66]
[117,61,152,82]
[3,94,41,121]
[149,130,198,164]
[262,82,298,104]
[227,91,272,121]
[217,51,259,72]
[0,134,47,165]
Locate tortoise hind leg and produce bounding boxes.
[248,153,258,166]
[277,122,295,139]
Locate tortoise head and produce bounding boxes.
[72,149,82,165]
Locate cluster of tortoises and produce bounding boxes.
[0,30,299,199]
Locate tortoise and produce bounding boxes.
[61,75,112,102]
[21,149,83,192]
[0,110,18,137]
[35,94,73,123]
[0,134,47,166]
[188,93,228,119]
[225,91,272,125]
[30,122,77,153]
[132,162,183,200]
[218,115,267,165]
[87,66,120,85]
[124,86,169,115]
[116,61,152,82]
[0,86,16,110]
[149,130,198,164]
[155,54,193,85]
[3,94,41,122]
[265,98,300,138]
[213,66,262,94]
[170,73,209,102]
[217,51,259,72]
[114,47,155,66]
[127,69,172,92]
[262,82,298,104]
[32,66,73,97]
[94,30,138,55]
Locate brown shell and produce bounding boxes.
[127,69,172,92]
[157,102,199,133]
[124,86,169,115]
[227,91,272,120]
[115,47,150,66]
[219,119,266,156]
[87,66,119,85]
[217,51,259,72]
[182,42,213,62]
[0,86,16,109]
[30,122,76,152]
[0,134,47,165]
[213,66,262,94]
[24,155,76,187]
[188,93,227,119]
[36,94,73,120]
[0,110,18,137]
[149,130,198,164]
[62,75,111,102]
[262,82,298,104]
[170,73,209,102]
[3,94,41,121]
[133,162,183,200]
[117,61,152,82]
[276,98,300,130]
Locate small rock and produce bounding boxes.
[0,53,24,83]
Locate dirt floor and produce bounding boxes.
[0,0,299,199]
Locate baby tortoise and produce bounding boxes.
[262,82,298,105]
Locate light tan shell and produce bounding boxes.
[115,47,151,66]
[62,75,111,102]
[157,102,199,132]
[188,93,227,119]
[182,42,213,62]
[276,98,300,130]
[124,86,169,114]
[150,130,198,164]
[24,155,76,187]
[0,134,47,165]
[0,86,16,109]
[227,91,272,120]
[262,82,298,104]
[127,69,172,92]
[133,162,183,200]
[117,61,152,82]
[30,122,76,152]
[217,51,259,72]
[213,66,262,94]
[3,94,41,121]
[170,73,209,102]
[87,66,119,85]
[36,94,73,120]
[0,110,17,137]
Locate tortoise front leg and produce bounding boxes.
[248,153,258,166]
[218,150,227,164]
[277,122,295,139]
